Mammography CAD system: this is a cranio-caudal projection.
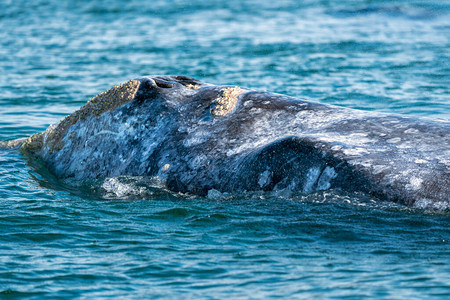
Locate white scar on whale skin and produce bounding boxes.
[303,167,321,193]
[316,167,338,191]
[387,137,402,143]
[184,130,211,147]
[258,170,272,188]
[407,176,423,191]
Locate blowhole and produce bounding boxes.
[153,78,174,88]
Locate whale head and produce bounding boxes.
[19,75,249,181]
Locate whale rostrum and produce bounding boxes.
[9,75,450,209]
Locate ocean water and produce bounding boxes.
[0,0,449,298]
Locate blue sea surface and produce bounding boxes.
[0,0,449,298]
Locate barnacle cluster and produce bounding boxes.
[21,80,141,153]
[210,86,243,117]
[186,84,200,90]
[20,132,44,152]
[81,79,141,118]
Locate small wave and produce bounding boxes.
[155,207,195,218]
[331,4,439,20]
[0,289,45,297]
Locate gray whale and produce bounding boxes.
[8,75,450,209]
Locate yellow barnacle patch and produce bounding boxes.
[210,86,243,117]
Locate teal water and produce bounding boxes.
[1,0,449,298]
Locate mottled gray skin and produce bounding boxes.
[18,76,450,209]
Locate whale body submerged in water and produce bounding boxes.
[3,75,449,209]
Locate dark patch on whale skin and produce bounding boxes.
[14,75,450,209]
[223,136,372,194]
